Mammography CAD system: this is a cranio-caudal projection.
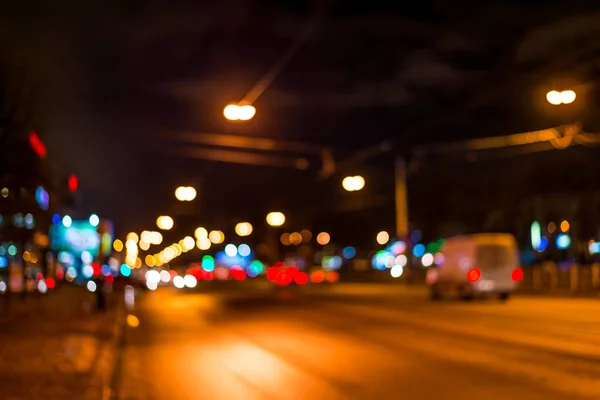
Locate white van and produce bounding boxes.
[426,233,522,301]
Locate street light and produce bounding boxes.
[342,175,365,192]
[266,212,285,227]
[546,90,576,105]
[224,104,256,121]
[235,222,253,236]
[156,215,174,230]
[175,186,196,201]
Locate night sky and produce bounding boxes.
[2,1,599,239]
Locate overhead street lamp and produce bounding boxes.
[266,212,285,227]
[224,104,256,121]
[175,186,196,201]
[235,222,253,236]
[342,175,365,192]
[156,215,174,230]
[546,90,576,105]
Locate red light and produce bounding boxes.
[511,268,524,282]
[35,272,44,281]
[231,268,246,281]
[467,268,481,282]
[105,275,114,284]
[275,272,293,285]
[294,271,308,285]
[55,268,65,279]
[92,263,101,276]
[285,266,298,277]
[267,266,280,281]
[29,131,47,158]
[310,270,325,283]
[68,174,78,192]
[326,271,339,283]
[46,277,56,289]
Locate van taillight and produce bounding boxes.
[511,268,523,282]
[467,268,481,282]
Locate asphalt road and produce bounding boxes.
[114,284,600,400]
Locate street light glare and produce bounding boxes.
[560,90,576,104]
[266,212,285,227]
[175,186,196,201]
[546,89,576,105]
[156,215,174,230]
[342,175,365,192]
[223,104,256,121]
[235,222,253,237]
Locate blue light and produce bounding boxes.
[412,244,426,258]
[536,237,548,252]
[342,246,356,259]
[119,264,131,277]
[35,186,49,210]
[0,256,7,268]
[52,213,61,225]
[101,264,111,276]
[238,244,251,257]
[589,242,600,255]
[556,234,571,250]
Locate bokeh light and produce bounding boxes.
[316,232,330,245]
[266,212,285,227]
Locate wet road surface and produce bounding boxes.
[114,284,600,399]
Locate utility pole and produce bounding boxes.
[394,156,409,239]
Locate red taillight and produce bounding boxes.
[511,268,523,282]
[467,268,481,282]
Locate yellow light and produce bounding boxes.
[548,222,556,234]
[183,236,195,250]
[194,227,208,239]
[238,105,256,120]
[376,231,390,245]
[560,90,576,104]
[280,233,291,245]
[145,255,156,267]
[560,220,570,233]
[156,216,174,230]
[235,222,253,237]
[139,241,150,251]
[266,211,285,227]
[547,90,576,105]
[164,247,175,260]
[126,314,140,328]
[316,232,330,245]
[175,186,196,201]
[126,232,139,243]
[224,104,256,121]
[113,239,124,252]
[197,237,211,250]
[23,251,31,262]
[224,104,240,120]
[172,244,182,255]
[125,239,137,249]
[342,175,365,192]
[546,90,562,105]
[289,232,302,245]
[135,257,142,269]
[209,230,224,244]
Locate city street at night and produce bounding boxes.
[114,286,600,400]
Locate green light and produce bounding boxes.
[202,255,215,272]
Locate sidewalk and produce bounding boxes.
[0,284,123,400]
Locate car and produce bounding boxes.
[426,233,522,301]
